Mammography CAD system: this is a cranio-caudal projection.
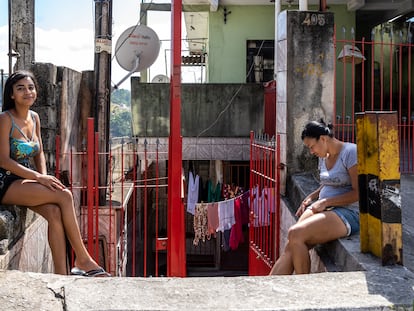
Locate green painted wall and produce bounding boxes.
[207,5,275,83]
[206,5,355,84]
[140,4,356,85]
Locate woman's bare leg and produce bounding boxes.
[269,210,348,275]
[29,204,67,274]
[269,248,294,275]
[2,180,102,273]
[287,211,348,274]
[269,209,315,275]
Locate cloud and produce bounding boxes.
[35,27,94,71]
[0,10,199,89]
[0,25,8,72]
[0,24,132,88]
[0,25,94,73]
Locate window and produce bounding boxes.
[246,40,274,83]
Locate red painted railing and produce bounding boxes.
[248,132,280,276]
[335,33,414,173]
[55,118,168,277]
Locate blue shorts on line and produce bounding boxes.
[330,207,360,236]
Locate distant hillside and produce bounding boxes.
[110,89,131,138]
[111,89,131,107]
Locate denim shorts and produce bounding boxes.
[330,207,360,236]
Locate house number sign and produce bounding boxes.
[301,13,326,26]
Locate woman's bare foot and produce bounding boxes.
[72,258,110,276]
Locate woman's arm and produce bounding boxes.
[295,185,322,217]
[33,113,47,174]
[0,113,41,180]
[0,111,61,193]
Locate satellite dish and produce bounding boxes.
[115,25,161,72]
[151,74,170,83]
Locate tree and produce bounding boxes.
[110,106,132,138]
[110,89,132,138]
[111,89,131,107]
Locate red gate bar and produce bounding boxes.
[168,0,186,277]
[335,33,414,173]
[87,118,95,257]
[249,132,280,276]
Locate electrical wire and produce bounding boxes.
[110,0,155,88]
[196,40,266,137]
[112,0,154,61]
[112,2,268,137]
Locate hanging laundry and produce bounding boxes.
[217,198,235,232]
[207,179,221,202]
[187,171,199,215]
[193,203,209,246]
[221,229,231,252]
[207,202,219,236]
[198,175,208,203]
[250,186,276,227]
[250,185,260,227]
[215,160,223,184]
[230,197,244,250]
[240,191,250,225]
[223,183,243,200]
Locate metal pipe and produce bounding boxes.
[167,0,186,277]
[274,0,281,137]
[299,0,308,11]
[111,55,140,92]
[8,0,12,74]
[319,0,327,11]
[274,0,281,80]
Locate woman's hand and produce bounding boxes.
[36,174,66,191]
[295,196,314,217]
[307,198,328,213]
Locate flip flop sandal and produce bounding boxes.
[70,267,87,276]
[84,268,111,277]
[71,266,111,277]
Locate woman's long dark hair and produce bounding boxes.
[301,119,334,140]
[2,70,38,112]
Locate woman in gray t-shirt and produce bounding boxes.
[269,120,359,275]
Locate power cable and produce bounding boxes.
[196,40,266,137]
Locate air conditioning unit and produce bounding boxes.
[347,0,365,11]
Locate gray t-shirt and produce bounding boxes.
[318,142,358,209]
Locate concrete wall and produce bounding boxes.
[276,10,335,180]
[131,80,264,138]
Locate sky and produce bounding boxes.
[0,0,191,90]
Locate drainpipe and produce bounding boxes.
[319,0,327,11]
[274,0,281,138]
[8,0,11,74]
[274,0,280,81]
[299,0,308,11]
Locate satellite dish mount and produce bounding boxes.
[113,52,141,90]
[112,25,161,90]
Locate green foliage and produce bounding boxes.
[110,89,132,138]
[110,106,132,138]
[111,89,131,107]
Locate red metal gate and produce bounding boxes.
[248,132,281,276]
[335,30,414,172]
[56,118,169,277]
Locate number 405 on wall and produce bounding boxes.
[302,13,326,26]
